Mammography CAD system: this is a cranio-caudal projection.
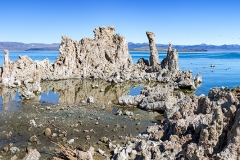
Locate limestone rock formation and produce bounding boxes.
[0,26,133,85]
[138,84,176,112]
[146,31,160,67]
[0,26,199,101]
[118,95,144,106]
[52,26,133,80]
[161,43,179,71]
[112,86,240,159]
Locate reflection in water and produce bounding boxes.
[128,85,142,96]
[40,90,59,104]
[40,79,132,105]
[0,79,158,111]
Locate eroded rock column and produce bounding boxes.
[161,43,179,71]
[146,32,160,67]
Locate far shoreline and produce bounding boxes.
[1,49,240,52]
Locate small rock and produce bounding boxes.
[3,146,8,152]
[97,141,102,145]
[85,135,91,140]
[87,96,94,103]
[52,133,57,137]
[44,128,51,136]
[6,131,12,139]
[29,119,37,127]
[116,110,122,115]
[101,137,109,143]
[22,149,41,160]
[29,135,38,143]
[124,110,134,116]
[10,155,18,160]
[10,147,20,154]
[98,148,106,156]
[67,139,74,144]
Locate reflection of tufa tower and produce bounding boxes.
[146,31,160,67]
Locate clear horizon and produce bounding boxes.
[1,41,240,46]
[0,0,240,45]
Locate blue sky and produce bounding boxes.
[0,0,240,45]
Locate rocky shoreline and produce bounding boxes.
[0,26,239,159]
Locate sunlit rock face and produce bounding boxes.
[161,43,179,72]
[0,26,199,101]
[146,31,160,67]
[51,26,133,80]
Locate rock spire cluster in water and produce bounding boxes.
[0,26,197,100]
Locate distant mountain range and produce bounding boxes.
[128,42,240,52]
[1,41,240,52]
[0,42,60,51]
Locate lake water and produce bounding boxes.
[0,50,240,106]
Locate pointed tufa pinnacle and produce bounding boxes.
[146,32,160,67]
[161,43,179,72]
[4,49,10,67]
[168,42,172,51]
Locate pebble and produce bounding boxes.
[3,146,8,152]
[44,128,51,136]
[101,137,109,143]
[83,130,89,133]
[98,148,106,156]
[87,96,94,103]
[97,141,103,145]
[29,135,38,143]
[52,133,57,137]
[85,135,91,140]
[10,155,18,160]
[29,119,37,127]
[67,139,74,144]
[10,147,20,154]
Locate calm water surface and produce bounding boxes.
[0,50,240,105]
[131,51,240,95]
